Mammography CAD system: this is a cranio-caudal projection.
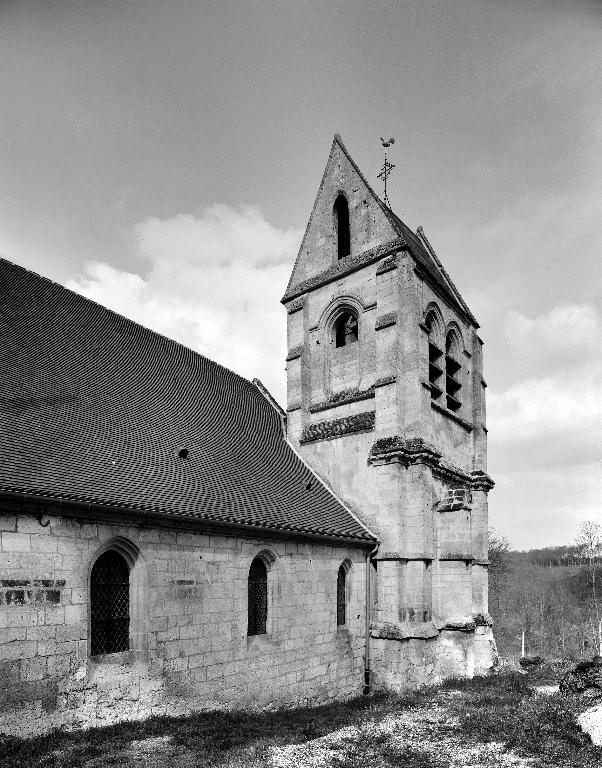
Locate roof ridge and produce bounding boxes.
[415,227,474,318]
[0,257,256,392]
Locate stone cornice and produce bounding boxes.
[470,470,495,491]
[309,386,375,414]
[375,254,399,275]
[369,435,494,490]
[286,297,305,315]
[374,311,397,331]
[282,239,407,303]
[300,411,375,444]
[285,344,303,362]
[374,375,396,388]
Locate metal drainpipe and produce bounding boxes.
[364,541,380,694]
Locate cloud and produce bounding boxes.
[489,304,601,446]
[487,302,601,546]
[503,303,599,371]
[67,204,302,406]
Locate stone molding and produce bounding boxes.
[369,435,494,490]
[470,470,495,491]
[286,297,305,315]
[375,254,399,275]
[282,239,407,302]
[375,552,434,561]
[370,620,439,640]
[285,344,303,362]
[309,386,375,414]
[374,312,397,331]
[374,375,396,388]
[300,411,375,444]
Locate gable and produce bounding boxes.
[283,135,478,326]
[284,135,401,296]
[0,259,374,545]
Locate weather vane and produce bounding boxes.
[378,137,396,208]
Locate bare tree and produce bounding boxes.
[575,520,602,653]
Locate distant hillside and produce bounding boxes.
[490,541,601,658]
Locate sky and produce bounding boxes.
[1,0,600,549]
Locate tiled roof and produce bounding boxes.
[0,259,374,544]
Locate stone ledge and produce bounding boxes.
[309,386,375,414]
[375,552,434,561]
[370,620,439,640]
[374,312,397,331]
[369,433,493,490]
[374,375,396,388]
[282,239,407,302]
[439,553,474,562]
[286,297,305,315]
[285,344,303,362]
[300,411,376,444]
[439,617,476,632]
[375,254,399,275]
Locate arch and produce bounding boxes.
[336,558,353,627]
[424,303,444,348]
[334,194,350,259]
[247,553,272,636]
[444,326,463,412]
[424,304,444,402]
[88,537,146,659]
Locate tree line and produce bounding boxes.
[489,521,601,659]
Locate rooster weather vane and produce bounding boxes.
[378,137,396,208]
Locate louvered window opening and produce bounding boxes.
[428,340,443,401]
[337,565,346,626]
[91,550,130,656]
[248,557,267,636]
[445,334,462,412]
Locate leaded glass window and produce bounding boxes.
[248,557,267,636]
[337,564,346,626]
[91,550,130,655]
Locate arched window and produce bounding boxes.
[247,557,268,636]
[334,312,358,347]
[445,331,462,411]
[336,564,347,626]
[91,550,130,656]
[425,311,443,402]
[334,195,350,259]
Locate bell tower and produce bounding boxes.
[282,135,496,689]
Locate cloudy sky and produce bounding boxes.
[1,0,599,549]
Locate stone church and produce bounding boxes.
[0,135,494,735]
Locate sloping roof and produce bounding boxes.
[0,259,374,544]
[283,135,478,326]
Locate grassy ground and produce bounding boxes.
[1,665,600,768]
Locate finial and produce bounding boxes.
[377,137,396,208]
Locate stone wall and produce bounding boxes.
[0,509,367,735]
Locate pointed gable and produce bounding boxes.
[284,134,401,298]
[283,135,478,326]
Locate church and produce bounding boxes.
[0,135,495,735]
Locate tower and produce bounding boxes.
[282,135,495,689]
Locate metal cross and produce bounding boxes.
[378,137,396,208]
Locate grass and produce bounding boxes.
[1,664,600,768]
